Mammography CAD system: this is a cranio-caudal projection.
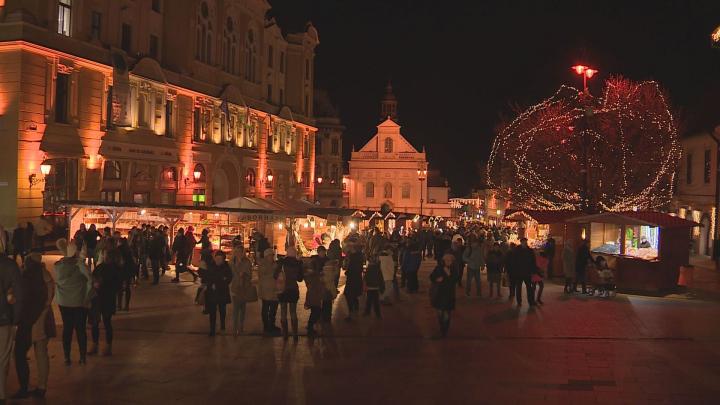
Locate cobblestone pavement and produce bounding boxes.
[7,255,720,404]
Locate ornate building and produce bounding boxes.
[313,89,345,207]
[0,0,319,228]
[348,85,452,217]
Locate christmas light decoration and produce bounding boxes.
[487,76,681,212]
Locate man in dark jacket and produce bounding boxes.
[148,230,167,285]
[513,238,537,307]
[575,239,592,294]
[0,255,22,403]
[171,228,187,283]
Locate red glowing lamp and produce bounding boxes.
[571,64,598,91]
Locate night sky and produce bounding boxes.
[269,0,720,196]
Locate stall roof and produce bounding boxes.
[213,197,314,215]
[308,207,357,219]
[59,200,275,215]
[504,210,583,224]
[566,211,699,228]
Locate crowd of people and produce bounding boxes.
[0,219,616,404]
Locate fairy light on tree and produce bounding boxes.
[487,76,681,213]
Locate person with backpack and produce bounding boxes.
[275,247,303,341]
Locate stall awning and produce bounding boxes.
[566,211,699,229]
[213,197,315,216]
[59,200,275,215]
[504,209,583,224]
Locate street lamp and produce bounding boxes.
[571,65,598,93]
[193,170,202,182]
[417,167,427,223]
[317,176,323,184]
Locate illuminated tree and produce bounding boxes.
[487,77,681,212]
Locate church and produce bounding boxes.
[347,84,452,218]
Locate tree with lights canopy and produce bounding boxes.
[487,76,681,213]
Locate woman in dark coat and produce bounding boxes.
[89,248,121,355]
[200,251,232,336]
[401,243,422,293]
[574,239,592,294]
[429,253,458,338]
[343,244,365,321]
[276,247,303,341]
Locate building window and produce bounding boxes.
[196,2,213,64]
[103,160,121,180]
[55,73,70,123]
[331,139,339,156]
[57,0,72,36]
[193,108,202,141]
[279,51,285,73]
[704,149,711,184]
[100,190,120,202]
[133,193,150,204]
[193,164,206,183]
[90,11,101,39]
[137,93,149,127]
[151,0,161,13]
[384,183,393,199]
[160,191,176,205]
[192,189,206,207]
[267,84,272,102]
[149,35,159,59]
[222,17,237,74]
[687,153,693,185]
[402,183,411,199]
[246,168,256,186]
[165,99,174,138]
[268,45,273,68]
[384,137,393,153]
[366,182,375,198]
[106,85,114,128]
[244,30,257,82]
[121,23,132,53]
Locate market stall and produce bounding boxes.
[566,211,698,293]
[502,210,583,277]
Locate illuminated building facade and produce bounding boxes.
[313,89,345,207]
[0,0,319,228]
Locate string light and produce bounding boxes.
[487,77,680,212]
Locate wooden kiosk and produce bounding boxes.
[566,212,698,293]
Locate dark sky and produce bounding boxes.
[269,0,720,196]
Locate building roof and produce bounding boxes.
[566,211,699,228]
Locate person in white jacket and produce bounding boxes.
[378,248,395,304]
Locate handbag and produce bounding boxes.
[195,285,207,305]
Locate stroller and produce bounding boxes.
[588,256,616,298]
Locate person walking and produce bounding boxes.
[451,237,465,288]
[84,224,99,271]
[171,227,188,283]
[343,244,364,322]
[401,242,422,293]
[276,247,303,341]
[148,230,166,285]
[429,253,458,338]
[0,248,21,404]
[575,239,592,294]
[514,238,537,307]
[229,245,254,336]
[54,238,92,365]
[378,248,395,304]
[88,249,121,356]
[363,259,384,318]
[303,260,325,337]
[117,238,134,311]
[486,243,503,299]
[562,241,576,294]
[462,239,484,297]
[12,252,54,399]
[200,251,232,336]
[257,248,280,336]
[321,258,339,323]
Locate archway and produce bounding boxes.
[212,169,230,204]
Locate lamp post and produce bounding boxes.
[571,64,598,212]
[417,167,427,225]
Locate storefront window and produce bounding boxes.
[193,188,206,207]
[625,225,659,260]
[590,222,622,255]
[101,190,120,202]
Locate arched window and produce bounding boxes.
[193,163,206,183]
[365,182,374,198]
[401,183,411,199]
[222,17,237,74]
[103,160,121,180]
[384,182,392,198]
[245,168,256,186]
[384,137,393,153]
[164,167,178,182]
[196,2,213,64]
[244,29,256,82]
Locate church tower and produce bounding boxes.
[380,81,398,122]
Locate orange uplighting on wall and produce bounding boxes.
[87,154,101,170]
